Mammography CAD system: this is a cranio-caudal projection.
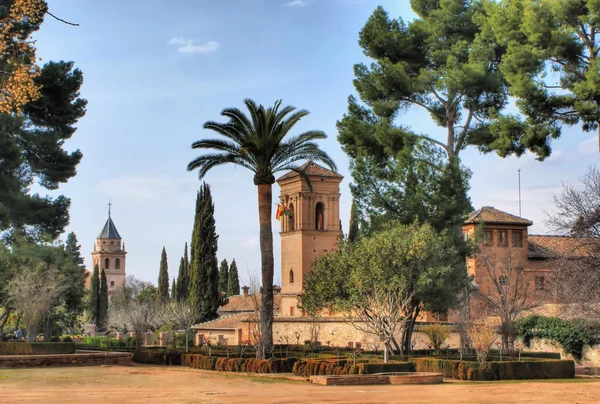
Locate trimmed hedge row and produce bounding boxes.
[182,354,297,373]
[411,357,575,381]
[291,359,412,377]
[133,350,181,365]
[0,342,75,355]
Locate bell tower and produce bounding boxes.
[276,161,343,317]
[91,201,127,299]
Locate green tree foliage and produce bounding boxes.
[171,278,177,302]
[0,61,87,242]
[187,98,336,357]
[227,259,240,297]
[189,183,220,322]
[483,0,600,153]
[301,222,468,353]
[62,232,87,327]
[176,244,190,302]
[347,200,360,243]
[99,268,108,330]
[218,259,229,296]
[89,264,100,327]
[156,246,169,306]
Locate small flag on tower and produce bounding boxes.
[276,204,284,220]
[275,203,293,221]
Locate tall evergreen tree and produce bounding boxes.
[171,278,177,302]
[176,243,189,301]
[189,183,220,321]
[218,259,229,296]
[156,246,169,305]
[99,268,108,330]
[61,232,87,329]
[89,264,100,327]
[348,201,360,243]
[227,259,240,297]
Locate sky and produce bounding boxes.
[35,0,598,286]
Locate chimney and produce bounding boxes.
[242,286,249,298]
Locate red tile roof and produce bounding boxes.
[218,294,281,314]
[192,313,251,330]
[528,235,598,259]
[277,161,342,182]
[465,206,533,226]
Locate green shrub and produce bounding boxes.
[290,359,411,377]
[517,315,600,358]
[421,323,453,353]
[181,354,294,373]
[62,336,73,343]
[133,350,181,365]
[411,357,574,380]
[0,342,75,355]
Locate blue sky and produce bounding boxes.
[36,0,597,286]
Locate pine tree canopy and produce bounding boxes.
[227,259,240,297]
[156,246,169,305]
[176,243,189,302]
[218,258,229,295]
[99,268,108,330]
[89,264,100,327]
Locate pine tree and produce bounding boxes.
[89,264,100,327]
[156,246,169,305]
[171,278,177,302]
[189,183,220,321]
[176,243,189,301]
[348,201,360,243]
[227,259,240,297]
[99,268,109,330]
[218,259,229,296]
[62,232,87,328]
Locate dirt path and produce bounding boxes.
[1,364,599,404]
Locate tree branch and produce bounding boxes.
[46,11,80,27]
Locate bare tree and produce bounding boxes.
[8,263,66,342]
[160,299,204,352]
[242,276,265,358]
[467,304,498,368]
[546,166,600,319]
[476,251,539,350]
[346,286,414,363]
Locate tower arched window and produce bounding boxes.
[115,258,121,269]
[289,268,294,284]
[104,258,110,269]
[288,203,295,231]
[315,202,325,230]
[110,281,115,288]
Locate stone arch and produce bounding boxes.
[315,202,325,230]
[110,280,115,287]
[289,268,294,284]
[104,258,110,269]
[288,203,295,231]
[115,258,121,269]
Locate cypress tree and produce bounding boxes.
[348,201,359,243]
[156,246,170,305]
[218,259,229,296]
[171,278,177,302]
[99,268,109,330]
[89,264,100,327]
[177,243,189,301]
[227,259,240,297]
[189,183,220,321]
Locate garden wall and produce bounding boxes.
[411,357,574,380]
[0,352,133,368]
[0,342,75,355]
[526,338,600,365]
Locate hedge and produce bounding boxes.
[411,357,575,380]
[291,359,412,377]
[182,354,297,373]
[0,342,75,355]
[133,350,181,365]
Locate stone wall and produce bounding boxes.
[0,352,133,368]
[525,338,600,365]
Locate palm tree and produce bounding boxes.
[187,99,336,357]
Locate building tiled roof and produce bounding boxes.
[465,206,533,226]
[277,161,342,182]
[192,313,251,330]
[218,294,281,314]
[528,235,598,259]
[97,216,121,239]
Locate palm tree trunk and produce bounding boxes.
[257,183,274,358]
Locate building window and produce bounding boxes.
[499,276,508,286]
[464,232,471,241]
[110,281,115,288]
[289,268,294,284]
[104,258,110,269]
[535,276,545,291]
[498,231,508,247]
[115,258,121,269]
[512,230,523,247]
[289,306,295,316]
[315,202,325,230]
[483,230,493,246]
[288,203,295,231]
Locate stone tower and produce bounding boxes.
[91,203,127,299]
[276,161,343,317]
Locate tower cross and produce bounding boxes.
[108,199,112,217]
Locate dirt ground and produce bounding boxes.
[1,364,599,404]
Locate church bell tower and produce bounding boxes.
[276,161,343,317]
[91,202,127,299]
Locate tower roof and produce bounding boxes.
[97,216,121,239]
[465,206,533,226]
[276,161,342,182]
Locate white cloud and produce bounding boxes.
[283,0,309,7]
[167,37,219,54]
[578,136,597,155]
